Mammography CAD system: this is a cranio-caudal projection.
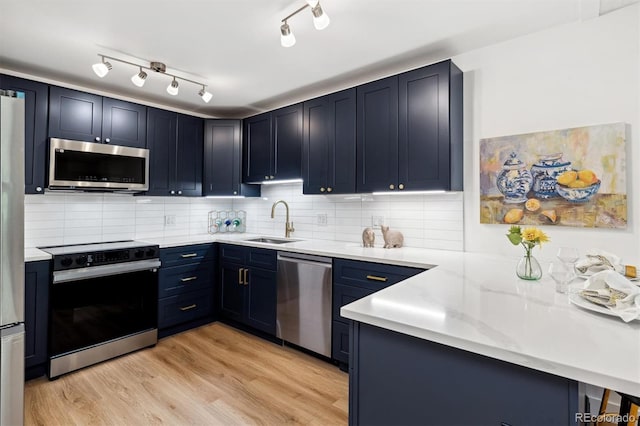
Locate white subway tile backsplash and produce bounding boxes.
[24,185,464,251]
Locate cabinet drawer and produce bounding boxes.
[333,284,372,323]
[160,244,215,268]
[246,247,276,270]
[332,320,350,364]
[159,262,214,298]
[158,288,213,329]
[333,258,424,291]
[219,244,245,264]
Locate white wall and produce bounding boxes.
[454,5,640,264]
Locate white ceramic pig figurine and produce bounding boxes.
[381,225,404,249]
[362,227,375,248]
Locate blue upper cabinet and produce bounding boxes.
[356,76,399,193]
[242,103,302,183]
[147,108,203,197]
[303,88,356,195]
[357,59,463,193]
[48,86,147,148]
[0,75,48,194]
[203,120,259,197]
[101,97,147,149]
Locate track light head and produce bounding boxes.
[131,68,148,87]
[167,78,179,96]
[280,22,296,47]
[92,58,112,78]
[311,4,330,30]
[199,87,213,103]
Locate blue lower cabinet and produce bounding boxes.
[157,244,216,335]
[158,288,213,329]
[218,244,277,336]
[332,259,425,366]
[349,322,579,426]
[24,261,50,379]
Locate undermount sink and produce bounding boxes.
[244,237,302,244]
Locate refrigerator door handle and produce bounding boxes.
[0,324,25,426]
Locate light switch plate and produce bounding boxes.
[317,213,328,226]
[165,215,176,226]
[372,215,384,226]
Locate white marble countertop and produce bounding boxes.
[341,251,640,397]
[24,233,640,396]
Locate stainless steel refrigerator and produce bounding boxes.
[0,90,25,425]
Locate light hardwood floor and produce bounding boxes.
[25,323,348,425]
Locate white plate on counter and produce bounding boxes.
[567,284,640,321]
[575,272,640,282]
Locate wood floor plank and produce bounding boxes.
[24,323,348,425]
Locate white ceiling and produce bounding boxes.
[0,0,636,118]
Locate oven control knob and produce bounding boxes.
[145,248,156,258]
[76,255,88,265]
[134,249,145,259]
[60,257,73,267]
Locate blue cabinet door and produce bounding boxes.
[146,107,177,196]
[0,75,48,194]
[356,76,399,192]
[24,261,49,371]
[244,267,277,335]
[176,114,203,196]
[272,103,302,180]
[204,120,259,197]
[302,96,330,194]
[328,89,356,194]
[101,97,147,148]
[303,89,356,195]
[399,60,464,191]
[219,261,245,323]
[204,120,240,195]
[243,112,272,183]
[48,86,103,142]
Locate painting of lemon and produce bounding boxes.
[524,198,541,212]
[504,208,524,224]
[555,169,600,202]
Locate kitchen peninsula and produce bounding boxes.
[341,251,640,425]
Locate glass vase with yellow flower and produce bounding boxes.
[506,226,549,280]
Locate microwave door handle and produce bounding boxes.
[52,259,161,284]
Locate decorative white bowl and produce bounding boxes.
[556,180,601,202]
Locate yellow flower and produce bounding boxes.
[522,228,539,242]
[536,229,549,244]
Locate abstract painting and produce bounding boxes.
[479,123,626,228]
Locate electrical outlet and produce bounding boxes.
[164,215,176,226]
[317,213,327,226]
[372,215,384,226]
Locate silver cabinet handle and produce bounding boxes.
[180,276,197,282]
[95,136,101,142]
[36,187,42,192]
[180,253,198,258]
[170,190,176,195]
[179,304,197,311]
[104,138,110,143]
[177,190,182,195]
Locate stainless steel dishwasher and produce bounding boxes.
[277,252,332,357]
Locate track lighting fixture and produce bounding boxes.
[280,0,330,47]
[92,56,112,78]
[91,54,212,103]
[131,68,147,87]
[166,77,179,96]
[198,86,213,103]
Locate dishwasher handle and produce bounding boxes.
[277,252,332,268]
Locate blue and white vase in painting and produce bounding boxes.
[496,152,533,204]
[530,153,572,199]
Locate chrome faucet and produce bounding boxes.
[271,200,294,238]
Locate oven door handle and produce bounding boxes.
[52,259,162,284]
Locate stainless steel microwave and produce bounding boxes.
[48,138,149,192]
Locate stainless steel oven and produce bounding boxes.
[40,241,160,378]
